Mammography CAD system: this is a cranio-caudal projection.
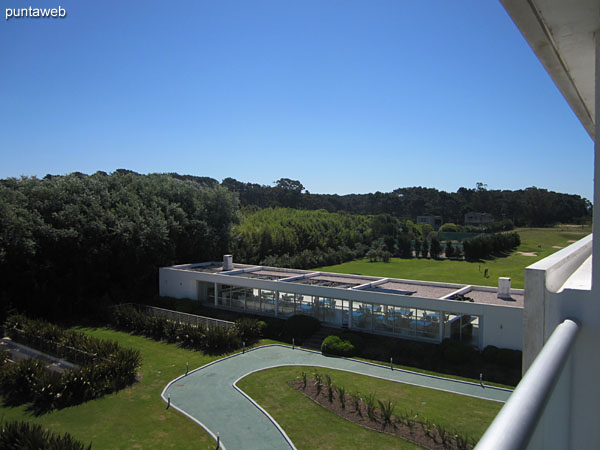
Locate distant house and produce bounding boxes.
[416,215,443,230]
[464,212,493,226]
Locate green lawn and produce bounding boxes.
[237,366,503,449]
[0,328,223,450]
[317,226,591,289]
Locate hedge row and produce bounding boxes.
[1,315,141,414]
[109,305,264,354]
[318,330,522,386]
[463,232,521,260]
[0,420,92,450]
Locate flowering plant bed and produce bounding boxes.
[291,373,475,450]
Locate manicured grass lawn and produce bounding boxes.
[0,328,223,450]
[237,366,503,449]
[318,226,591,289]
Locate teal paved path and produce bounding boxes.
[162,344,512,450]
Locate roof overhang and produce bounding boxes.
[501,0,600,140]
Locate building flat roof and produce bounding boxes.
[168,261,524,308]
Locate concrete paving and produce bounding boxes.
[162,344,512,450]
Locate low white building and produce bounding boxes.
[465,212,494,227]
[160,256,523,351]
[417,215,443,230]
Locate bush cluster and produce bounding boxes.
[283,315,320,343]
[334,330,522,386]
[321,335,355,357]
[109,305,265,354]
[0,420,92,450]
[463,232,521,260]
[1,315,141,414]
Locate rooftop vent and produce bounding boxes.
[223,254,233,271]
[498,277,511,299]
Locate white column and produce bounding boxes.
[214,283,218,307]
[348,301,353,328]
[594,31,600,290]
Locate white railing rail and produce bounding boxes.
[476,318,580,450]
[118,303,235,329]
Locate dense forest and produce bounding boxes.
[220,177,591,226]
[0,170,590,319]
[0,171,238,318]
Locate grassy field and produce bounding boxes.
[0,329,505,449]
[237,366,503,449]
[0,328,222,450]
[317,226,591,289]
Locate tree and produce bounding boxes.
[430,237,442,259]
[439,223,463,232]
[421,239,429,258]
[414,239,422,258]
[445,240,454,258]
[366,249,378,262]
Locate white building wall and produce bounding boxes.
[522,235,597,449]
[159,265,523,350]
[159,266,199,300]
[480,305,523,350]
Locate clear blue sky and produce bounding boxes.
[0,0,593,199]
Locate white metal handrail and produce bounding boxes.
[118,303,235,329]
[475,318,580,450]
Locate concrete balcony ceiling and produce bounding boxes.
[502,0,600,139]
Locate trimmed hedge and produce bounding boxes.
[283,314,320,342]
[0,420,92,450]
[463,232,521,260]
[321,335,355,357]
[331,330,522,386]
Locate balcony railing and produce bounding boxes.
[475,318,579,450]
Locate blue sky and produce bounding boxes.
[0,0,593,199]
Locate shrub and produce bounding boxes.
[234,317,265,343]
[364,393,377,421]
[378,399,395,425]
[440,339,478,364]
[321,335,355,357]
[482,345,499,363]
[0,421,92,450]
[336,385,346,409]
[350,391,362,415]
[496,348,522,369]
[284,315,320,342]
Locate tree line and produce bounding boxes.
[232,208,429,269]
[0,169,585,320]
[219,177,591,227]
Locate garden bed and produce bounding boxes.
[291,377,474,450]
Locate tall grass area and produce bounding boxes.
[0,328,221,450]
[238,366,503,449]
[318,226,591,288]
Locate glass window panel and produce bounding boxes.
[261,290,276,315]
[230,287,247,309]
[278,292,295,317]
[246,289,260,311]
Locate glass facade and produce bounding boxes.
[204,281,481,347]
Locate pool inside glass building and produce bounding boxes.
[160,256,524,350]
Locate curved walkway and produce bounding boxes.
[162,344,512,450]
